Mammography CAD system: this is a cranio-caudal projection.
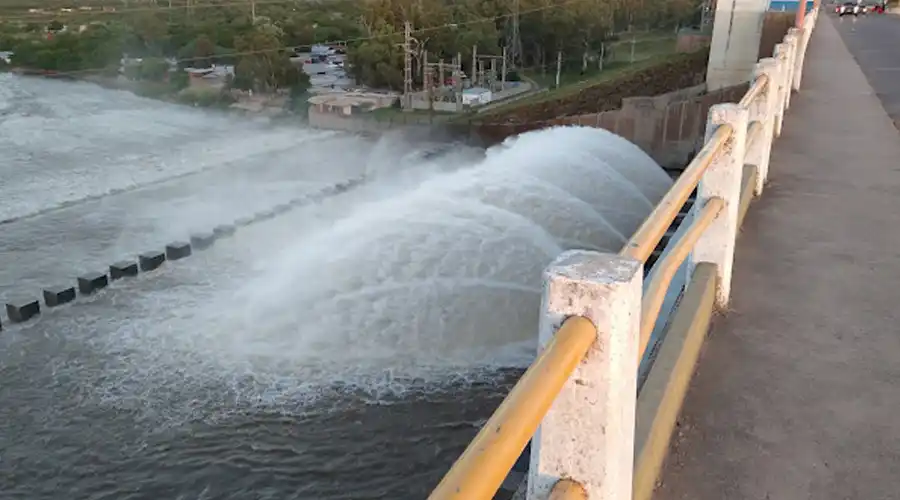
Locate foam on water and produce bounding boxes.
[0,73,339,222]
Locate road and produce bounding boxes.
[832,12,900,124]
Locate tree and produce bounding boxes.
[129,12,168,54]
[233,23,300,92]
[345,21,403,89]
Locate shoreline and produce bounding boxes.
[4,67,297,118]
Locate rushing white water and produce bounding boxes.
[115,125,674,394]
[2,76,677,499]
[1,70,670,407]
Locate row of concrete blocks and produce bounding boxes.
[1,178,365,330]
[2,240,199,329]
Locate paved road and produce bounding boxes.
[656,14,900,500]
[832,12,900,122]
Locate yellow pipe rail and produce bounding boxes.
[621,124,733,263]
[428,316,598,500]
[738,73,770,108]
[746,121,763,153]
[549,479,588,500]
[637,197,725,359]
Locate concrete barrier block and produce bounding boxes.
[255,209,275,221]
[110,260,138,280]
[213,224,235,238]
[165,241,192,261]
[190,231,216,251]
[43,286,76,307]
[78,272,109,295]
[6,299,40,323]
[139,251,166,272]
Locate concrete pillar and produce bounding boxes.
[705,0,770,90]
[745,58,779,194]
[527,250,642,500]
[213,224,236,238]
[783,30,800,105]
[110,260,139,280]
[789,26,806,91]
[43,286,76,307]
[772,44,790,137]
[78,272,109,295]
[165,241,192,261]
[190,231,216,251]
[690,103,748,308]
[793,13,816,90]
[139,251,166,272]
[6,299,40,323]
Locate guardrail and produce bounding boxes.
[429,6,818,500]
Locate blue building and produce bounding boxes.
[768,0,816,12]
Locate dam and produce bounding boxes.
[0,72,672,499]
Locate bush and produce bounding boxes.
[176,87,233,108]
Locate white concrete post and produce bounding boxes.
[745,58,779,195]
[528,250,642,500]
[772,43,789,136]
[787,27,803,93]
[781,33,797,110]
[794,16,815,90]
[690,104,748,308]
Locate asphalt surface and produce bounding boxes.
[832,11,900,123]
[656,14,900,500]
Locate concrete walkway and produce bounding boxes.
[655,15,900,500]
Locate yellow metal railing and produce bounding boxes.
[638,197,724,358]
[428,316,597,500]
[620,124,733,263]
[430,54,779,500]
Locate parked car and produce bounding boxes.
[836,1,862,15]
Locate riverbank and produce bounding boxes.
[3,65,297,118]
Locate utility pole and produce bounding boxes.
[471,45,477,87]
[505,0,522,69]
[555,51,562,88]
[455,52,463,111]
[402,21,413,110]
[630,35,636,64]
[501,46,508,88]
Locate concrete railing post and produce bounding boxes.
[528,250,642,500]
[772,43,790,136]
[794,13,816,90]
[690,104,748,308]
[745,59,779,195]
[786,28,802,94]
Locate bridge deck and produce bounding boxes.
[655,15,900,500]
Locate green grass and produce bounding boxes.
[364,105,457,125]
[474,53,673,120]
[464,31,680,120]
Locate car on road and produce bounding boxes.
[869,1,886,12]
[836,1,863,15]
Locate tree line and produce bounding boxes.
[0,0,700,93]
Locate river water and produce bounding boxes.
[0,73,671,499]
